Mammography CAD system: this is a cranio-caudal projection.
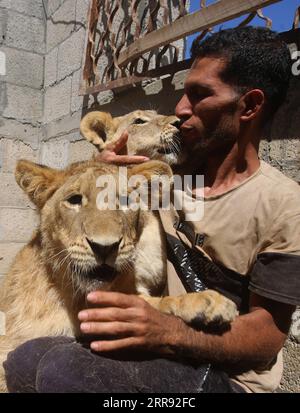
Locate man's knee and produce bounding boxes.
[36,342,108,393]
[4,336,74,393]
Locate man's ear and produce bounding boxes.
[80,111,116,150]
[15,160,65,209]
[240,89,265,122]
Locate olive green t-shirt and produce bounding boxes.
[160,160,300,393]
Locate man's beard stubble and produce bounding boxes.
[183,114,238,173]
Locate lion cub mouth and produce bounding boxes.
[84,264,118,282]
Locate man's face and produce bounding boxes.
[175,57,242,157]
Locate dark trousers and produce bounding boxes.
[3,336,245,393]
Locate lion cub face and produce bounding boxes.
[16,159,172,295]
[80,110,186,165]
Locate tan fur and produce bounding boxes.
[80,110,186,166]
[0,159,237,392]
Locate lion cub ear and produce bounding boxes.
[15,160,65,209]
[80,111,116,151]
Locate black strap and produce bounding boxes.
[166,233,249,312]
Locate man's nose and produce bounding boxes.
[175,94,192,119]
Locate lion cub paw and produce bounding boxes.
[177,290,238,327]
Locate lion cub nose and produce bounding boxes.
[86,238,121,262]
[170,119,183,130]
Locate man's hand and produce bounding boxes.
[78,291,188,353]
[78,291,295,368]
[95,131,149,165]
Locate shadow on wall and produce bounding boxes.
[268,76,300,140]
[80,73,187,120]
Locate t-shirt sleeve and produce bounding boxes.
[249,190,300,306]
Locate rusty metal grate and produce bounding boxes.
[80,0,286,96]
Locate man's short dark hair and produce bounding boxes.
[191,26,292,119]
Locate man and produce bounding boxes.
[4,27,300,393]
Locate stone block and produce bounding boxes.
[291,309,300,343]
[3,10,45,54]
[71,68,89,113]
[40,138,70,169]
[0,8,8,44]
[143,79,163,96]
[75,0,89,25]
[0,0,44,19]
[61,131,82,143]
[45,110,81,141]
[69,139,96,163]
[0,207,38,243]
[0,138,39,173]
[46,0,76,52]
[2,84,43,122]
[268,139,283,164]
[0,172,33,207]
[57,27,86,81]
[283,139,300,161]
[44,76,72,123]
[44,47,58,88]
[43,0,63,18]
[95,90,114,107]
[75,0,90,28]
[281,339,300,392]
[0,82,6,114]
[171,69,188,91]
[259,139,270,162]
[0,117,40,147]
[1,46,43,89]
[0,242,25,275]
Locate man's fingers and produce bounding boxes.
[80,321,135,336]
[95,151,149,165]
[95,131,149,164]
[90,337,143,352]
[86,291,141,308]
[78,307,134,322]
[106,131,128,153]
[110,155,149,165]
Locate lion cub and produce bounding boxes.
[80,109,187,166]
[0,159,237,391]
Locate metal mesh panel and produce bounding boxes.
[80,0,292,95]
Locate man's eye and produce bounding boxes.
[66,194,83,205]
[190,92,205,100]
[133,118,147,125]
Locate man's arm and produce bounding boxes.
[78,291,295,370]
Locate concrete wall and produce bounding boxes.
[0,0,299,392]
[0,0,44,279]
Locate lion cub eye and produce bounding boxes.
[66,194,83,205]
[133,118,147,125]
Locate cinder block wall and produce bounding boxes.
[0,0,299,392]
[0,0,44,279]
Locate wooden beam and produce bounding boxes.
[118,0,282,67]
[80,75,151,96]
[79,58,192,96]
